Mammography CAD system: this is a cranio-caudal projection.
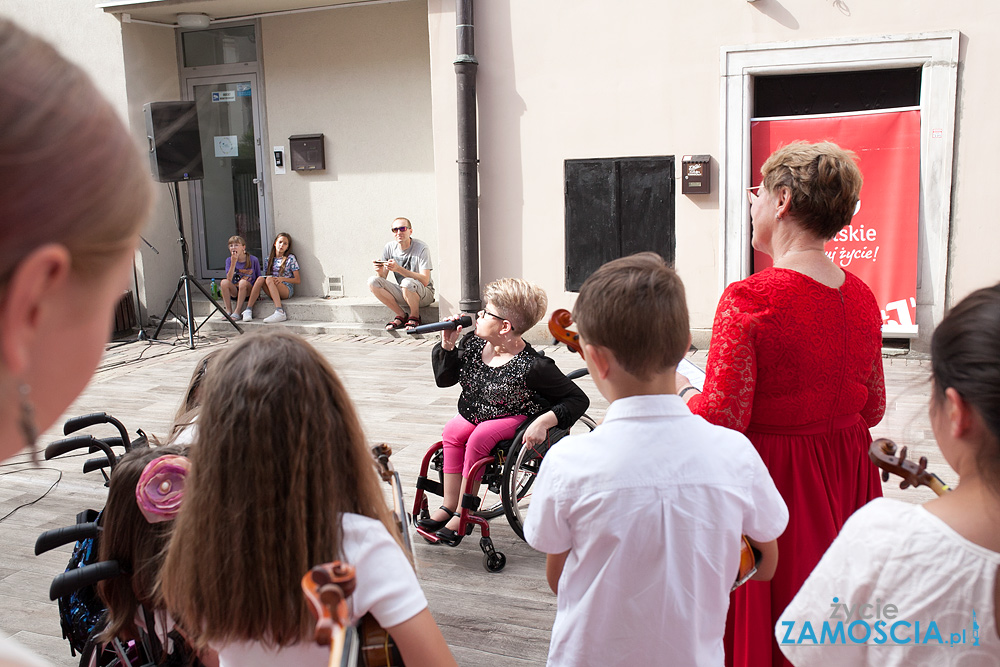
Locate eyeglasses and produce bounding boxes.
[478,308,507,323]
[745,185,763,205]
[391,226,409,233]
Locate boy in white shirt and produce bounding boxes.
[523,252,789,667]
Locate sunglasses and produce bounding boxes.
[391,226,409,233]
[745,185,763,205]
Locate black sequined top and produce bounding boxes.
[432,332,589,426]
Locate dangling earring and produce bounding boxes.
[19,383,38,457]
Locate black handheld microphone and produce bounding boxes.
[406,315,473,335]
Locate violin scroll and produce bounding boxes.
[548,309,583,357]
[371,443,394,483]
[303,562,356,647]
[868,438,950,497]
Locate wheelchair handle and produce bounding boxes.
[566,368,590,381]
[82,457,111,475]
[34,522,99,556]
[63,412,131,450]
[44,435,118,472]
[49,560,121,600]
[63,412,112,435]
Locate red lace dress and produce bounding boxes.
[688,268,886,667]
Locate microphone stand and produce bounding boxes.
[106,237,172,350]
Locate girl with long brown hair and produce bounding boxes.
[159,330,455,667]
[97,445,210,665]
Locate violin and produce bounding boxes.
[304,446,412,667]
[868,438,951,497]
[547,310,761,590]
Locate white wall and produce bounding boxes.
[427,0,1000,337]
[261,0,437,299]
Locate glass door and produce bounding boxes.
[186,75,266,275]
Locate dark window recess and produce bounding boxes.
[753,68,921,117]
[564,156,675,292]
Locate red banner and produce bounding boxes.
[750,110,921,336]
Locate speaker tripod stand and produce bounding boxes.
[152,181,242,349]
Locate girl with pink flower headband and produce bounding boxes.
[96,445,216,666]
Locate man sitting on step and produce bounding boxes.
[368,217,435,331]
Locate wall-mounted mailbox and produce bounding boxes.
[289,134,325,171]
[681,155,711,194]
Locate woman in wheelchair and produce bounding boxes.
[417,278,589,546]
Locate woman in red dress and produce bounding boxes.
[676,142,886,667]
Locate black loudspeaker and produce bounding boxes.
[143,101,204,183]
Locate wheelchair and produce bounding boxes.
[411,369,596,573]
[35,412,203,667]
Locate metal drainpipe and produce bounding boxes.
[455,0,481,313]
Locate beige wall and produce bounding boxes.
[427,0,1000,340]
[0,0,128,115]
[262,0,436,299]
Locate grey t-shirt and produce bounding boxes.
[380,238,434,289]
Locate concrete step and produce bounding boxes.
[152,292,441,340]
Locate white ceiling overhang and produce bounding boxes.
[97,0,409,27]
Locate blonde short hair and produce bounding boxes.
[483,278,548,335]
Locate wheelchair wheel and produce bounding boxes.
[501,413,597,539]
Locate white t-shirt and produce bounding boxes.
[523,394,788,667]
[777,498,1000,666]
[216,513,426,667]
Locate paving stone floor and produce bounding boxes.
[0,329,939,665]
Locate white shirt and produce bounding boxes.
[524,394,788,667]
[777,498,1000,666]
[216,513,426,667]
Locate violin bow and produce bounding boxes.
[371,444,413,558]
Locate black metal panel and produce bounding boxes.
[564,156,675,291]
[565,160,618,291]
[619,157,675,266]
[753,68,921,117]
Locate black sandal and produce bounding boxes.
[404,316,421,329]
[385,315,407,331]
[415,506,455,532]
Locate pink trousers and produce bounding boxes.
[441,414,528,480]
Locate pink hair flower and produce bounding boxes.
[135,455,191,524]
